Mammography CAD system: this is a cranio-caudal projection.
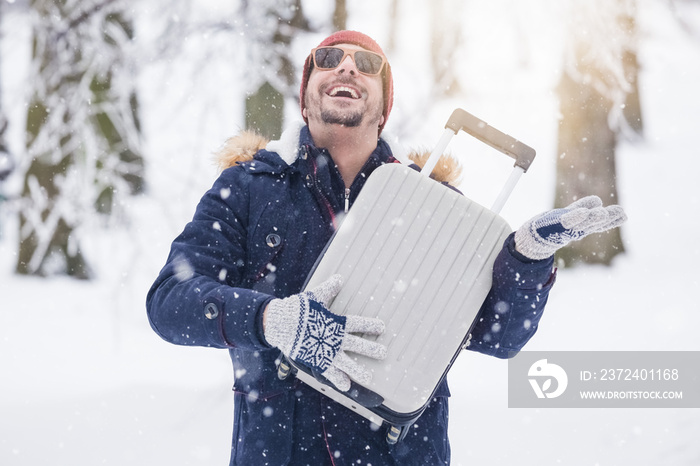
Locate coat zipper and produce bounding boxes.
[307,150,338,229]
[344,188,350,213]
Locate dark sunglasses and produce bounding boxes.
[310,46,386,76]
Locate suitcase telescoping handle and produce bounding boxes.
[420,108,536,214]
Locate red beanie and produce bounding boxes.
[299,30,394,134]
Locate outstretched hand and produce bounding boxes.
[515,195,628,260]
[263,275,386,392]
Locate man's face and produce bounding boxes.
[303,43,385,130]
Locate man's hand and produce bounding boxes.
[263,275,387,392]
[515,195,628,260]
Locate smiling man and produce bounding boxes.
[147,30,626,465]
[304,44,384,127]
[300,36,393,189]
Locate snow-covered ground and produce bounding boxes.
[1,1,699,465]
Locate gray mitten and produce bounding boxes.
[263,275,386,392]
[515,195,628,260]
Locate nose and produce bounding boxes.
[335,54,358,75]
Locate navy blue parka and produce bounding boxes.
[146,125,556,465]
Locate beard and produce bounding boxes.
[320,107,364,127]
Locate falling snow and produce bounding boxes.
[1,0,699,465]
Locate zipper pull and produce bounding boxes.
[344,188,350,213]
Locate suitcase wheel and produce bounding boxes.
[277,359,292,380]
[386,425,403,445]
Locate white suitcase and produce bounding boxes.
[283,108,536,443]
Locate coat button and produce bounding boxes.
[204,302,219,319]
[266,233,282,248]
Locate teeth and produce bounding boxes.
[329,86,359,98]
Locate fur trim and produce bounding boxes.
[214,130,268,172]
[407,150,463,186]
[214,127,462,186]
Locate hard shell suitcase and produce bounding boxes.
[282,108,536,443]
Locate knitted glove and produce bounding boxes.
[263,275,386,392]
[515,195,628,260]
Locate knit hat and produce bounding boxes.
[300,30,394,134]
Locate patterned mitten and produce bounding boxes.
[515,195,628,260]
[263,275,387,392]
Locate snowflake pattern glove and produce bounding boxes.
[515,195,628,260]
[263,275,387,392]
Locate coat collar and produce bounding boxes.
[214,122,463,186]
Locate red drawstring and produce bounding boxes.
[322,420,338,466]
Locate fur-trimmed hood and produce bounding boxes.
[214,122,463,186]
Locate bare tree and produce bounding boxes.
[554,0,639,267]
[17,0,143,278]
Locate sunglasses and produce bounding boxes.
[310,46,386,76]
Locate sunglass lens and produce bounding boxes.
[355,51,384,75]
[315,47,345,69]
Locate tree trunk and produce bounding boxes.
[430,0,462,96]
[386,0,399,53]
[0,116,11,182]
[553,0,638,268]
[0,1,14,182]
[17,0,143,279]
[243,0,309,140]
[16,155,93,278]
[333,0,347,31]
[245,82,284,140]
[18,5,92,278]
[555,70,625,267]
[620,12,643,136]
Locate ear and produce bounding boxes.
[302,107,308,118]
[379,115,385,126]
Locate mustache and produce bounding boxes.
[319,77,365,94]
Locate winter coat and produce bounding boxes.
[146,123,557,466]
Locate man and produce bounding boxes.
[147,30,626,465]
